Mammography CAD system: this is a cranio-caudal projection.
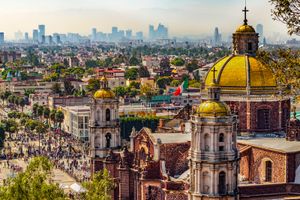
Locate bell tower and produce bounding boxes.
[189,77,239,200]
[89,77,121,173]
[232,5,259,56]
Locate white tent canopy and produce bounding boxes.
[70,183,86,193]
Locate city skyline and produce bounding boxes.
[0,0,298,40]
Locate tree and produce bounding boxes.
[140,83,157,102]
[138,66,150,78]
[0,156,66,200]
[85,60,100,68]
[2,119,18,138]
[37,105,44,119]
[171,57,185,66]
[125,68,139,80]
[83,169,115,200]
[55,111,64,129]
[270,0,300,35]
[87,78,100,93]
[50,109,57,127]
[43,107,50,124]
[113,86,127,98]
[17,98,25,112]
[160,57,171,69]
[36,122,48,153]
[129,56,140,66]
[0,123,5,148]
[51,83,62,95]
[64,79,75,95]
[24,88,35,97]
[32,103,39,117]
[170,80,181,87]
[156,77,173,89]
[257,49,300,96]
[186,59,199,73]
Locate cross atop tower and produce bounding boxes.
[243,1,249,25]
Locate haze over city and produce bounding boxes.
[0,0,297,40]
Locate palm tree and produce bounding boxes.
[49,109,57,128]
[18,98,26,112]
[43,107,50,125]
[55,110,64,129]
[37,105,44,120]
[35,122,47,154]
[32,103,39,118]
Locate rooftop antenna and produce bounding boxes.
[243,0,249,25]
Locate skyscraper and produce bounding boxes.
[24,32,29,42]
[38,24,45,42]
[33,29,39,42]
[213,27,222,46]
[125,30,132,39]
[136,32,143,40]
[149,25,155,40]
[0,32,4,45]
[256,24,264,44]
[92,28,97,41]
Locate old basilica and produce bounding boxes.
[89,6,300,200]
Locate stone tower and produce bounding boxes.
[189,77,239,199]
[232,6,259,56]
[89,76,121,173]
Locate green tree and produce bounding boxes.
[32,103,39,117]
[24,88,35,97]
[0,123,4,148]
[0,156,66,200]
[85,60,100,68]
[51,83,62,95]
[170,80,181,87]
[113,86,127,98]
[37,105,44,119]
[156,76,173,89]
[83,169,115,200]
[2,119,18,138]
[64,79,75,95]
[50,109,57,127]
[17,98,25,112]
[125,68,139,80]
[140,83,157,102]
[87,78,101,93]
[43,107,50,124]
[171,57,185,66]
[186,59,199,73]
[138,66,150,78]
[129,56,140,66]
[55,111,64,129]
[270,0,300,35]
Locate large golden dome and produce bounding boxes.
[204,55,277,91]
[196,100,230,117]
[236,24,256,33]
[94,89,115,99]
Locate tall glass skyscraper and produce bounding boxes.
[0,32,4,44]
[38,24,45,42]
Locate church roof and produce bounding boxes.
[150,133,191,144]
[238,138,300,153]
[204,55,277,91]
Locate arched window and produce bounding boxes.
[106,109,111,121]
[202,171,210,194]
[257,109,270,130]
[139,147,146,161]
[204,134,210,151]
[265,161,272,182]
[219,133,224,142]
[105,133,112,148]
[218,171,226,195]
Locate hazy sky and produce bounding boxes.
[0,0,296,39]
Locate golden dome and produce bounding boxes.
[196,100,230,117]
[205,55,277,91]
[236,24,256,33]
[94,89,115,99]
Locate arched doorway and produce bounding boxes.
[105,133,112,148]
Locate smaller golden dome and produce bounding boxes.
[94,89,115,99]
[236,25,256,33]
[196,100,230,117]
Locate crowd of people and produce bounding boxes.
[1,129,91,183]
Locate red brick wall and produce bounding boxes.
[160,142,190,177]
[238,145,287,183]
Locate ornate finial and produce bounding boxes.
[243,0,249,25]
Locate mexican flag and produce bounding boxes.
[173,79,188,96]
